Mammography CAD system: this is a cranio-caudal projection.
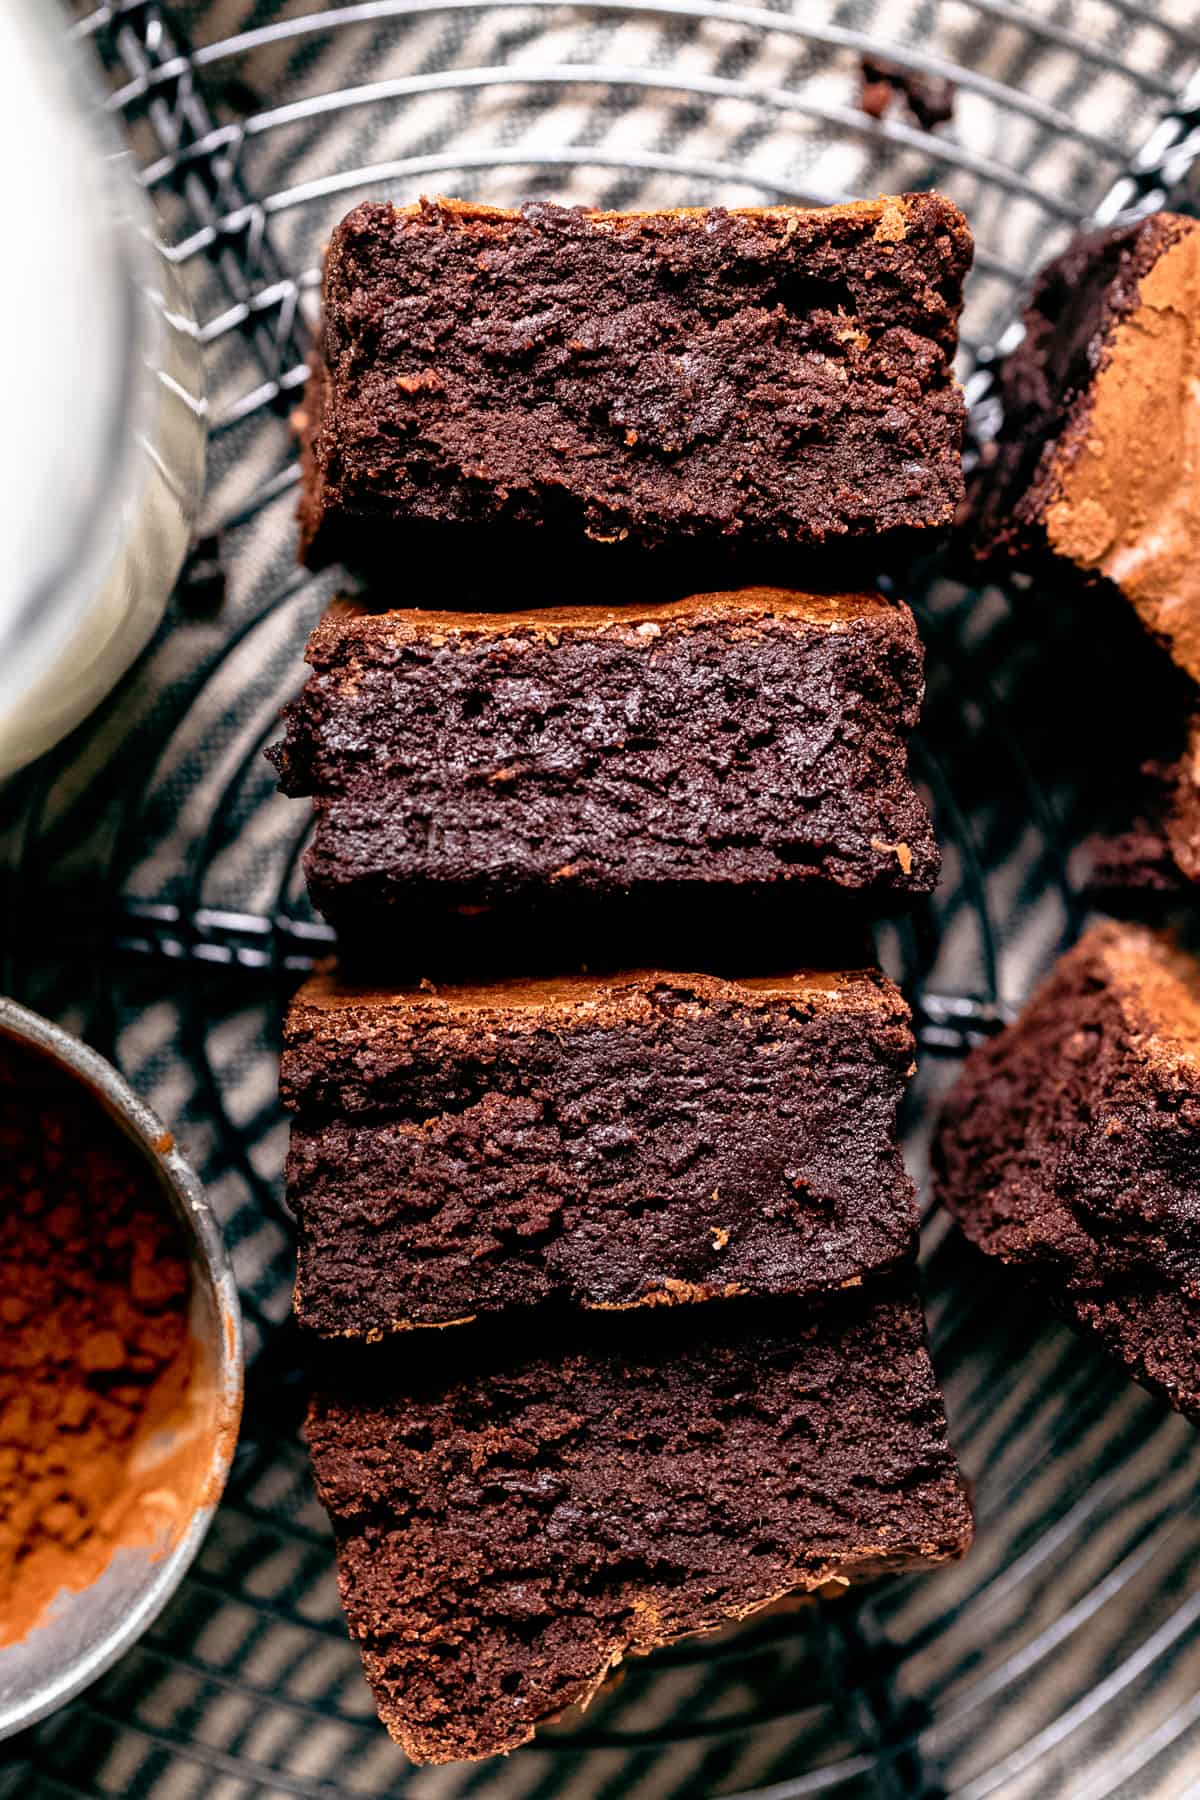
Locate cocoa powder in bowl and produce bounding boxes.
[0,1037,195,1644]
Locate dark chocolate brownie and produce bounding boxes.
[270,589,939,924]
[934,920,1200,1420]
[306,1289,973,1761]
[969,214,1200,682]
[281,966,919,1335]
[1163,715,1200,886]
[1082,812,1186,900]
[859,57,956,131]
[298,195,971,571]
[1084,720,1200,899]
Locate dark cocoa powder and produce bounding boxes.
[0,1039,194,1643]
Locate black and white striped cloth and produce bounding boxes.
[3,1,1200,1793]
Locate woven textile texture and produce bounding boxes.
[3,1,1200,1794]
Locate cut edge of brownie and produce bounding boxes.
[301,583,909,648]
[282,965,919,1335]
[283,961,912,1037]
[970,215,1187,554]
[300,192,971,569]
[354,190,959,229]
[1088,920,1200,1070]
[1164,713,1200,886]
[306,1287,973,1762]
[969,213,1200,681]
[270,584,940,915]
[933,919,1200,1419]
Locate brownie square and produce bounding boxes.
[1093,713,1200,896]
[934,920,1200,1420]
[299,195,971,570]
[1164,715,1200,884]
[281,966,919,1335]
[307,1290,973,1761]
[270,587,939,924]
[970,213,1200,682]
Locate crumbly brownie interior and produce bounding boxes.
[934,920,1200,1418]
[1165,714,1200,884]
[969,215,1200,687]
[969,217,1173,561]
[271,589,939,921]
[307,1290,974,1762]
[300,195,971,569]
[282,968,918,1334]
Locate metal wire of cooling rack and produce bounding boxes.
[5,1,1200,1795]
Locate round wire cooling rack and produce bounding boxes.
[5,1,1200,1794]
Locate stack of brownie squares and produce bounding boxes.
[274,193,976,1763]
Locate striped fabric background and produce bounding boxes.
[3,1,1200,1793]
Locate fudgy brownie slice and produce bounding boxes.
[1087,715,1200,897]
[270,588,939,923]
[299,195,971,570]
[934,921,1200,1420]
[1164,715,1200,884]
[281,966,918,1335]
[307,1290,973,1761]
[970,214,1200,681]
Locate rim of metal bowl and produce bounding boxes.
[0,995,244,1740]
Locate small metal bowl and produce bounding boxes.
[0,997,243,1739]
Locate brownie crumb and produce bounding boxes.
[307,1289,973,1762]
[934,920,1200,1420]
[281,965,920,1335]
[859,56,956,130]
[269,588,940,925]
[299,195,972,573]
[967,215,1200,685]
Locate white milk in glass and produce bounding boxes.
[0,1,206,777]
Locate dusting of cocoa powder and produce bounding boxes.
[0,1040,195,1645]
